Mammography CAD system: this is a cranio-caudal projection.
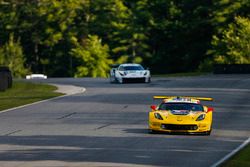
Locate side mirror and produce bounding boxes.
[151,105,157,111]
[207,107,214,112]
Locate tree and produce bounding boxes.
[121,0,152,64]
[88,0,151,64]
[70,35,113,78]
[21,0,87,76]
[211,0,250,34]
[212,16,250,64]
[1,0,249,76]
[0,34,29,77]
[0,0,88,76]
[146,0,213,73]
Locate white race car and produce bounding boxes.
[26,74,47,79]
[110,64,151,83]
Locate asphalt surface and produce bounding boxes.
[0,75,250,167]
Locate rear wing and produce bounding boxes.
[153,96,213,101]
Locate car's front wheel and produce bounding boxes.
[110,76,117,83]
[204,130,211,136]
[147,77,151,83]
[118,78,123,84]
[148,129,158,134]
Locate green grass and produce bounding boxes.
[153,72,210,77]
[0,81,63,111]
[222,144,250,167]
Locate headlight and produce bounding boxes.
[196,114,205,121]
[119,72,125,76]
[154,113,163,120]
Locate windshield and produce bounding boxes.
[119,65,144,71]
[158,103,204,111]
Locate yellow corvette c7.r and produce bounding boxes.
[149,96,214,135]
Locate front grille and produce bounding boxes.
[123,78,145,83]
[161,124,198,130]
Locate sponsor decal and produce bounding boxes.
[171,110,190,115]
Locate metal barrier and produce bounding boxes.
[0,66,12,91]
[214,64,250,74]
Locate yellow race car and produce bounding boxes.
[149,96,214,135]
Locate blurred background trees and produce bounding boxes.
[70,35,113,77]
[0,0,249,77]
[212,16,250,64]
[0,33,28,77]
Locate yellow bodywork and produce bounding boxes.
[148,98,213,134]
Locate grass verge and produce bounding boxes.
[222,144,250,167]
[0,81,63,111]
[153,72,210,77]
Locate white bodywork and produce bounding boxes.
[26,74,47,79]
[110,64,151,83]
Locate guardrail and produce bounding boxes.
[214,64,250,74]
[0,66,12,91]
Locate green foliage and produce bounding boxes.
[0,34,29,77]
[70,35,113,78]
[211,0,250,33]
[212,16,250,64]
[0,0,88,76]
[147,0,214,73]
[89,0,151,64]
[22,0,86,76]
[37,0,83,46]
[0,0,249,76]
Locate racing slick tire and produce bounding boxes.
[204,130,211,136]
[146,77,151,83]
[148,129,158,134]
[110,76,117,83]
[118,78,123,84]
[204,125,212,135]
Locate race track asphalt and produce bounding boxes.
[0,75,249,167]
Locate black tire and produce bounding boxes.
[119,78,123,84]
[204,130,211,136]
[148,77,151,83]
[148,129,157,134]
[110,75,118,83]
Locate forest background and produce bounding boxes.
[0,0,249,77]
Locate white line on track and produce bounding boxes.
[211,137,250,167]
